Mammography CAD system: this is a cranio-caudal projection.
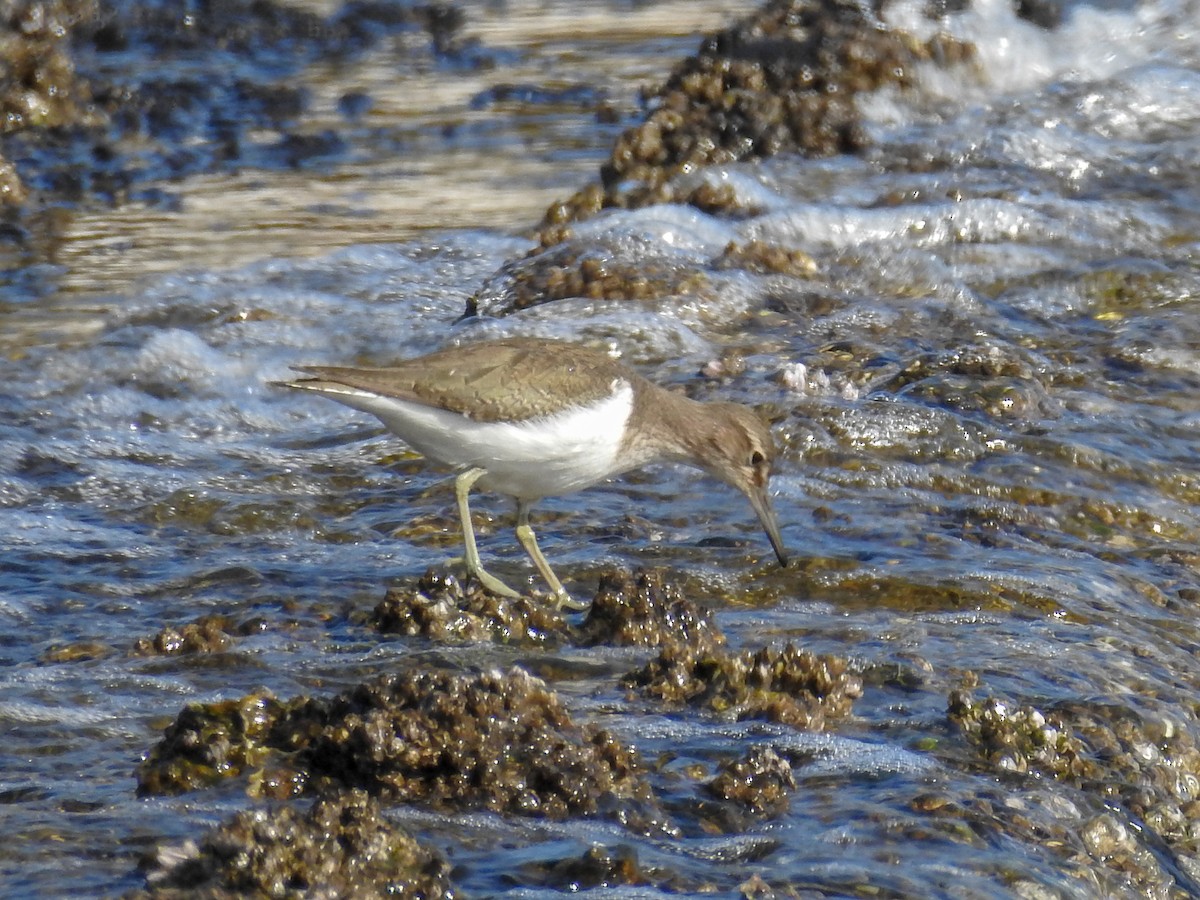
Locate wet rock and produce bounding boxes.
[772,340,880,400]
[701,347,749,380]
[370,568,569,645]
[706,745,795,819]
[738,872,779,898]
[371,567,723,653]
[1013,0,1064,29]
[139,666,666,830]
[889,341,1035,384]
[131,614,245,656]
[466,234,709,315]
[626,641,862,728]
[40,640,114,663]
[541,0,977,229]
[514,843,650,892]
[0,151,27,205]
[288,667,658,822]
[1,0,472,219]
[577,568,726,652]
[466,232,819,318]
[897,373,1055,421]
[137,691,285,796]
[490,0,975,317]
[1078,812,1137,860]
[470,0,977,317]
[713,239,818,277]
[128,789,454,899]
[948,691,1092,779]
[880,341,1059,422]
[813,398,992,464]
[0,0,93,133]
[949,690,1200,892]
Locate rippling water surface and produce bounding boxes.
[3,0,1200,896]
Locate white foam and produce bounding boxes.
[884,0,1198,106]
[569,203,738,255]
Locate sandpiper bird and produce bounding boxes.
[277,337,788,608]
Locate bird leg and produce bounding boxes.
[455,467,521,599]
[514,501,586,610]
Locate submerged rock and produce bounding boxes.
[948,690,1200,895]
[289,667,657,821]
[138,665,665,829]
[466,235,711,314]
[128,789,454,899]
[370,568,569,645]
[131,614,248,656]
[137,691,285,797]
[701,745,796,833]
[577,568,726,652]
[626,641,862,729]
[541,0,977,230]
[512,844,651,893]
[370,567,726,653]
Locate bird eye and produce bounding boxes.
[750,450,765,466]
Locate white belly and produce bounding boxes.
[329,381,634,501]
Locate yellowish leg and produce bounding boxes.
[514,501,586,610]
[455,467,521,599]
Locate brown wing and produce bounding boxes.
[290,337,635,422]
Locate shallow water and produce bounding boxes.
[3,0,1200,896]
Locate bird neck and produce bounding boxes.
[622,378,719,470]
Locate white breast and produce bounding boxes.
[321,380,635,501]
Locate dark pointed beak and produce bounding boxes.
[747,484,789,567]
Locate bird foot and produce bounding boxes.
[554,589,590,612]
[469,566,524,601]
[466,565,588,612]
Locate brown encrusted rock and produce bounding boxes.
[690,745,797,834]
[288,667,657,822]
[713,240,818,277]
[626,642,862,729]
[947,689,1200,894]
[465,234,710,315]
[541,0,977,230]
[950,690,1200,845]
[40,640,114,662]
[127,790,454,899]
[132,614,241,656]
[0,0,95,133]
[514,844,650,893]
[577,568,726,652]
[139,666,668,830]
[706,745,795,817]
[465,233,822,317]
[371,568,724,652]
[948,690,1094,779]
[0,152,25,205]
[136,691,285,797]
[370,568,569,645]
